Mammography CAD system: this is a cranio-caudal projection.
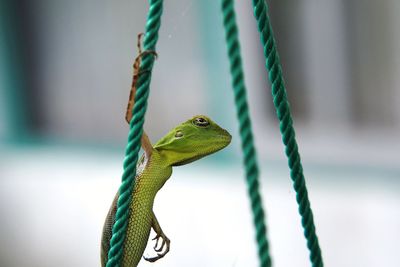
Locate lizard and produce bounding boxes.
[100,34,232,267]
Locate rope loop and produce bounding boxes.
[105,1,163,266]
[251,0,324,266]
[221,0,272,266]
[105,1,322,267]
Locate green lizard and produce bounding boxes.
[101,34,232,267]
[101,115,231,266]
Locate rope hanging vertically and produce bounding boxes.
[106,1,163,266]
[251,1,323,266]
[221,0,272,267]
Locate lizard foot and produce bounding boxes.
[143,233,170,262]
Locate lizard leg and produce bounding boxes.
[143,212,170,262]
[125,32,157,124]
[125,35,157,158]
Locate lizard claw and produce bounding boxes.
[143,233,170,262]
[155,238,166,252]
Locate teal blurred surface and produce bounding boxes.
[1,0,400,266]
[0,146,399,267]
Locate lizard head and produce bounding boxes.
[154,115,232,166]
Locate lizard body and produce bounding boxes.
[101,115,231,267]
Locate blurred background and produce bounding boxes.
[1,0,400,266]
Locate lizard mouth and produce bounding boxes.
[216,132,232,145]
[217,129,232,142]
[172,135,231,166]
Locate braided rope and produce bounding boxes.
[105,1,163,266]
[221,1,272,266]
[251,1,323,266]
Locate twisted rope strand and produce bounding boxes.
[251,1,323,266]
[106,1,163,266]
[221,1,272,266]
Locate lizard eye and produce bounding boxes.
[175,130,184,138]
[193,117,209,127]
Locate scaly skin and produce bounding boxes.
[101,115,231,267]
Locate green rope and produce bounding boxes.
[251,1,323,266]
[105,1,163,266]
[221,1,272,266]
